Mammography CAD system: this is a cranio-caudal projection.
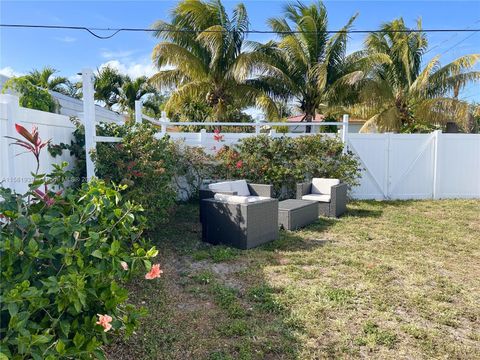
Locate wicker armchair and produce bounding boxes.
[296,178,347,217]
[201,197,279,249]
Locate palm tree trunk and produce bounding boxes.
[304,113,313,133]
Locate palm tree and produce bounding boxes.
[149,0,278,121]
[347,18,480,132]
[24,66,70,94]
[238,1,362,132]
[94,66,124,110]
[118,76,157,113]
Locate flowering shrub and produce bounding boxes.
[171,141,215,200]
[93,123,177,229]
[0,125,163,359]
[214,134,361,198]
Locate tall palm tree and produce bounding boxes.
[25,66,70,94]
[149,0,278,121]
[237,1,362,132]
[94,66,124,110]
[347,18,480,132]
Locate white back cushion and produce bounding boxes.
[230,180,250,196]
[208,181,232,193]
[311,178,340,195]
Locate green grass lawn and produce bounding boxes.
[107,200,480,359]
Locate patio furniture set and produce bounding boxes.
[200,179,347,249]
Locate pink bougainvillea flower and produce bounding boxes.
[235,160,243,169]
[145,264,163,280]
[96,314,113,332]
[120,261,129,271]
[213,129,224,142]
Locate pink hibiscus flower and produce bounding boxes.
[96,314,113,332]
[145,264,163,280]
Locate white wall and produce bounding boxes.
[50,90,127,124]
[0,95,76,194]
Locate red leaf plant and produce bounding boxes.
[5,124,50,174]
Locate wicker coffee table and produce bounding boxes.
[278,199,318,230]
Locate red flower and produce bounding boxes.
[235,160,243,169]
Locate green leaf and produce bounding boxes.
[49,224,64,237]
[73,332,85,348]
[59,320,70,337]
[28,239,39,253]
[91,250,103,259]
[56,339,66,354]
[31,334,52,345]
[109,240,120,255]
[7,303,18,317]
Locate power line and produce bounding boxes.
[1,23,480,40]
[440,30,480,56]
[425,19,480,55]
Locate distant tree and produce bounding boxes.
[2,77,57,112]
[149,0,278,121]
[24,66,70,94]
[118,76,157,114]
[94,66,124,109]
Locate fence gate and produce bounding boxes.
[348,133,436,200]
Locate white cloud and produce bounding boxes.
[100,49,137,59]
[0,67,25,78]
[99,59,157,79]
[55,36,76,43]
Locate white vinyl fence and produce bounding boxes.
[1,69,479,200]
[0,94,76,194]
[348,132,480,199]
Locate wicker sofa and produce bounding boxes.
[296,178,347,217]
[200,180,278,249]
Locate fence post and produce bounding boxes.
[199,128,206,147]
[342,114,349,153]
[82,68,96,180]
[432,130,441,199]
[269,129,276,138]
[3,94,20,191]
[134,100,142,124]
[159,111,168,134]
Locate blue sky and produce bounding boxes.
[1,0,479,102]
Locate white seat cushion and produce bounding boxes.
[208,181,232,193]
[213,194,269,204]
[230,180,250,196]
[311,178,340,195]
[302,194,331,203]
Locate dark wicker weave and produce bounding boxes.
[201,198,279,249]
[278,199,318,230]
[296,181,348,217]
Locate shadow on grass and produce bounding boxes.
[108,203,303,359]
